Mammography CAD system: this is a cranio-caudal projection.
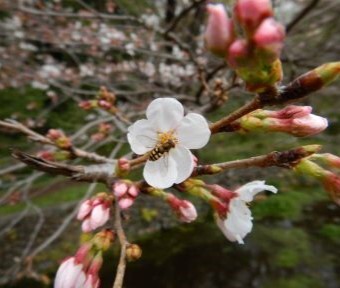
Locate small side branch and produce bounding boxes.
[112,189,129,288]
[12,150,115,183]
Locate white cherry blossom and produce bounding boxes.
[216,180,278,244]
[127,98,211,189]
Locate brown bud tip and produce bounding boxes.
[126,244,142,262]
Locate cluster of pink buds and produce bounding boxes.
[55,230,114,288]
[205,0,285,92]
[79,86,117,113]
[237,105,328,137]
[113,180,139,210]
[294,155,340,205]
[166,194,197,223]
[46,129,72,149]
[91,123,113,142]
[77,193,113,233]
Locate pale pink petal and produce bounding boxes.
[146,98,184,131]
[77,200,92,220]
[113,182,128,197]
[118,198,134,210]
[169,145,194,184]
[127,119,157,154]
[81,218,93,233]
[176,113,211,149]
[91,205,110,228]
[143,155,177,189]
[127,185,139,197]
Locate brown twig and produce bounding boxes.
[193,146,318,176]
[209,97,262,133]
[0,119,115,163]
[112,184,129,288]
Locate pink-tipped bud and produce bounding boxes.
[77,200,93,220]
[77,194,112,232]
[178,200,198,223]
[98,100,112,110]
[205,4,234,57]
[253,18,285,58]
[167,195,197,223]
[113,182,129,197]
[46,129,63,140]
[208,184,236,202]
[127,185,139,197]
[118,158,130,173]
[240,106,328,137]
[323,172,340,205]
[79,100,96,110]
[37,150,55,161]
[289,114,328,137]
[54,258,87,288]
[227,39,249,68]
[234,0,273,33]
[313,153,340,169]
[118,197,134,210]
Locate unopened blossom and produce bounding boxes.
[239,106,328,137]
[234,0,273,33]
[294,159,340,205]
[216,181,277,244]
[205,4,234,57]
[113,181,139,210]
[54,257,87,288]
[253,18,285,58]
[127,98,211,189]
[227,39,249,68]
[77,194,112,232]
[167,194,198,223]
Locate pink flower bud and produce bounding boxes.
[118,197,134,210]
[37,150,55,161]
[227,39,249,68]
[167,195,197,223]
[91,205,110,227]
[79,100,95,110]
[77,200,92,220]
[234,0,273,33]
[323,172,340,205]
[118,158,130,172]
[46,129,63,140]
[178,200,198,223]
[98,100,112,110]
[77,195,112,232]
[208,184,236,202]
[253,18,285,58]
[240,106,328,137]
[205,4,234,57]
[113,182,129,197]
[290,114,328,137]
[127,185,139,197]
[273,105,312,119]
[54,258,87,288]
[314,153,340,169]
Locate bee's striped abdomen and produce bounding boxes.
[149,146,164,161]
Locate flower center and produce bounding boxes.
[157,130,178,145]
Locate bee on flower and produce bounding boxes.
[127,98,211,189]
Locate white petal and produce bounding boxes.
[127,119,157,154]
[146,98,184,131]
[169,145,194,184]
[217,199,253,244]
[143,156,177,189]
[236,180,278,202]
[176,113,211,149]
